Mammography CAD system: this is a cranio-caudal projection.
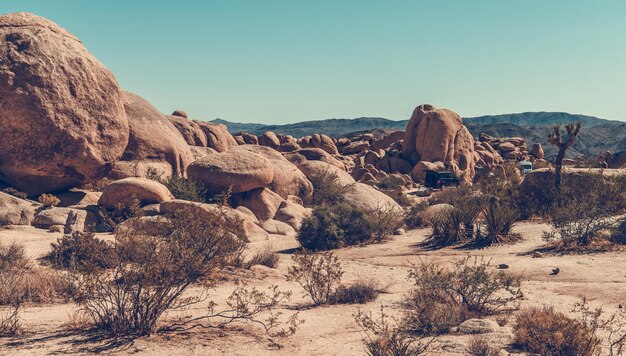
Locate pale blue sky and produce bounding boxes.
[2,1,625,123]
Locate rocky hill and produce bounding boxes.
[214,112,626,159]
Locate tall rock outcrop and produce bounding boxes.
[401,105,475,183]
[0,13,129,194]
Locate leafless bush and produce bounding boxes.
[403,257,521,335]
[163,281,302,338]
[97,198,144,232]
[286,251,343,305]
[38,193,60,208]
[73,206,246,336]
[466,336,499,356]
[355,305,436,356]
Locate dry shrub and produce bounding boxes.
[161,175,208,203]
[513,306,600,355]
[545,173,626,247]
[426,207,479,246]
[72,206,247,336]
[466,336,499,356]
[44,232,117,272]
[355,305,435,356]
[303,167,347,207]
[404,202,429,229]
[1,187,27,200]
[403,257,522,336]
[246,248,280,269]
[332,279,382,305]
[97,198,144,232]
[286,251,343,305]
[38,193,60,208]
[368,204,405,243]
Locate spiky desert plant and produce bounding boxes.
[547,121,582,192]
[479,200,519,245]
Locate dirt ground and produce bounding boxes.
[0,221,624,355]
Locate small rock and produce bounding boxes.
[497,264,509,269]
[532,251,544,258]
[551,268,560,275]
[458,319,499,334]
[393,228,406,235]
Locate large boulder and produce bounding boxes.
[259,131,281,149]
[33,207,86,233]
[342,183,404,215]
[530,143,545,160]
[285,148,346,170]
[0,13,129,194]
[233,145,313,199]
[187,150,274,194]
[312,134,339,155]
[98,177,174,209]
[372,131,404,150]
[375,156,412,174]
[274,199,312,231]
[296,160,356,187]
[0,192,37,225]
[195,121,238,152]
[167,115,208,146]
[231,187,283,222]
[109,92,194,179]
[401,105,475,183]
[411,161,446,182]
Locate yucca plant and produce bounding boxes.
[479,201,519,245]
[427,207,475,246]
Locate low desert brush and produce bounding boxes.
[286,251,343,305]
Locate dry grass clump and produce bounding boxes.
[466,336,499,356]
[332,279,384,305]
[403,257,522,336]
[245,248,280,269]
[286,251,343,305]
[38,193,60,208]
[404,202,429,229]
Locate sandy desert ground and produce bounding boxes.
[0,220,624,356]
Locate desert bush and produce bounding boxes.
[303,167,347,207]
[1,187,27,200]
[513,306,600,355]
[368,204,405,243]
[286,251,343,305]
[355,305,435,356]
[298,203,374,250]
[72,206,246,336]
[466,336,499,356]
[545,172,626,246]
[404,202,429,229]
[374,175,406,191]
[97,198,144,232]
[403,257,521,335]
[245,248,280,269]
[38,193,60,208]
[477,199,519,245]
[332,279,381,304]
[426,207,479,246]
[162,175,208,203]
[44,232,117,272]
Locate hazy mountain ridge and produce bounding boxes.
[212,112,625,158]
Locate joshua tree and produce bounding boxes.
[547,122,583,192]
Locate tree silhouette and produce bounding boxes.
[547,122,583,192]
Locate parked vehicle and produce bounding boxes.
[518,160,533,175]
[423,170,461,189]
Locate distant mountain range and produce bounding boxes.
[212,112,626,159]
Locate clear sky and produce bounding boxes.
[2,1,625,124]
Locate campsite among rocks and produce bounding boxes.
[1,12,626,356]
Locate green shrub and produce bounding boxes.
[477,199,519,245]
[298,203,374,251]
[426,207,479,246]
[44,232,117,272]
[303,167,347,207]
[97,198,144,232]
[163,175,208,203]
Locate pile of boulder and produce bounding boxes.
[478,134,545,162]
